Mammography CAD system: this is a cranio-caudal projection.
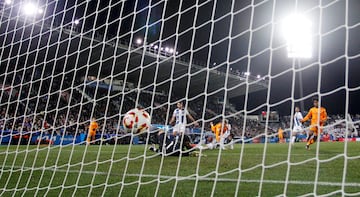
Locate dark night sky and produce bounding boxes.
[133,0,360,115]
[2,0,360,116]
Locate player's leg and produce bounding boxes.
[306,128,315,150]
[215,130,220,148]
[306,127,319,150]
[86,132,91,145]
[91,133,96,145]
[174,124,185,151]
[291,127,299,144]
[278,132,284,143]
[220,131,229,150]
[312,126,321,144]
[291,130,296,144]
[227,133,234,149]
[309,127,319,145]
[172,125,179,145]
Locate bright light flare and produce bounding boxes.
[136,38,142,45]
[22,2,43,16]
[283,14,312,58]
[74,19,80,25]
[5,0,12,5]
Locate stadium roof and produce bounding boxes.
[0,11,268,99]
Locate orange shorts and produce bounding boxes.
[88,131,96,137]
[309,124,323,135]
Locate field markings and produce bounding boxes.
[2,165,360,187]
[0,148,342,156]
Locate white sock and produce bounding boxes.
[229,140,234,149]
[291,136,296,143]
[173,136,179,151]
[220,137,225,149]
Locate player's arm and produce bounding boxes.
[94,122,99,131]
[210,122,216,133]
[301,109,312,123]
[227,123,231,132]
[169,111,176,125]
[187,112,199,127]
[298,112,304,121]
[320,108,327,124]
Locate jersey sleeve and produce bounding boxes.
[302,109,312,122]
[227,124,231,131]
[211,124,216,133]
[321,108,327,123]
[297,112,304,120]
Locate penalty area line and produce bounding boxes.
[3,165,360,187]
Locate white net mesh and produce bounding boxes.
[0,0,360,196]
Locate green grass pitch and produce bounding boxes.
[0,142,359,196]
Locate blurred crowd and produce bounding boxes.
[0,75,359,140]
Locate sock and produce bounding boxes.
[313,136,318,143]
[306,136,311,146]
[306,134,313,144]
[308,139,314,145]
[229,139,234,149]
[220,137,225,149]
[291,136,296,143]
[307,135,318,146]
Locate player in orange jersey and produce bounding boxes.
[210,119,229,150]
[301,98,327,150]
[87,117,98,145]
[278,127,284,143]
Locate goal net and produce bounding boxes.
[0,0,360,196]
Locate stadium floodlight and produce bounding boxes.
[22,2,43,16]
[74,19,80,25]
[283,14,312,58]
[257,75,261,79]
[153,45,158,49]
[244,72,250,76]
[169,48,174,54]
[5,0,12,5]
[165,47,170,52]
[136,38,142,45]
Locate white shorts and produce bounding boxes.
[222,131,230,139]
[293,126,303,133]
[173,124,186,133]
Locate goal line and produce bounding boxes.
[3,165,360,187]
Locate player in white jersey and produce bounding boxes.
[169,101,198,146]
[217,120,233,150]
[291,106,304,144]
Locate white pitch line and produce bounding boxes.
[2,165,360,187]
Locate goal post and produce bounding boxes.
[0,0,360,196]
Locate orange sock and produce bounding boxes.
[306,139,313,146]
[310,139,314,145]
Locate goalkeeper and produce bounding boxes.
[301,98,327,150]
[148,129,196,156]
[210,119,230,150]
[86,117,98,145]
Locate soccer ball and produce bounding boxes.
[122,108,151,134]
